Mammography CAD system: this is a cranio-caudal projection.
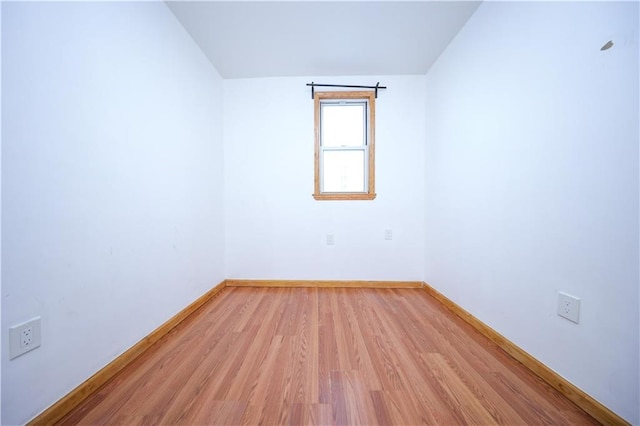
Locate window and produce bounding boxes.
[313,91,376,200]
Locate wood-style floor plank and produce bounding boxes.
[57,287,599,425]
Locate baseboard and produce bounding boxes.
[28,280,227,426]
[225,279,423,288]
[421,281,629,426]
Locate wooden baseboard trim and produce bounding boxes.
[225,279,423,288]
[421,281,629,426]
[28,280,227,426]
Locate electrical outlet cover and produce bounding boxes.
[557,292,580,324]
[9,317,42,359]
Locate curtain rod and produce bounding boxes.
[306,82,387,99]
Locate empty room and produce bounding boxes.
[2,1,639,425]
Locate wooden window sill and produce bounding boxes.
[312,193,377,201]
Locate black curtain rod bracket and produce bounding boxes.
[307,82,387,99]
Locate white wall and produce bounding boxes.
[425,2,639,423]
[0,3,3,423]
[224,76,425,281]
[1,2,225,424]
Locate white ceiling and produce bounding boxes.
[166,1,481,79]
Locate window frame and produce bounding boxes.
[313,91,376,201]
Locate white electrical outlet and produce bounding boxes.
[557,292,580,324]
[22,326,33,347]
[326,234,334,245]
[9,317,42,359]
[384,229,393,240]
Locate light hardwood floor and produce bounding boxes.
[57,287,598,425]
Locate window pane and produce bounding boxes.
[321,104,365,147]
[322,150,365,192]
